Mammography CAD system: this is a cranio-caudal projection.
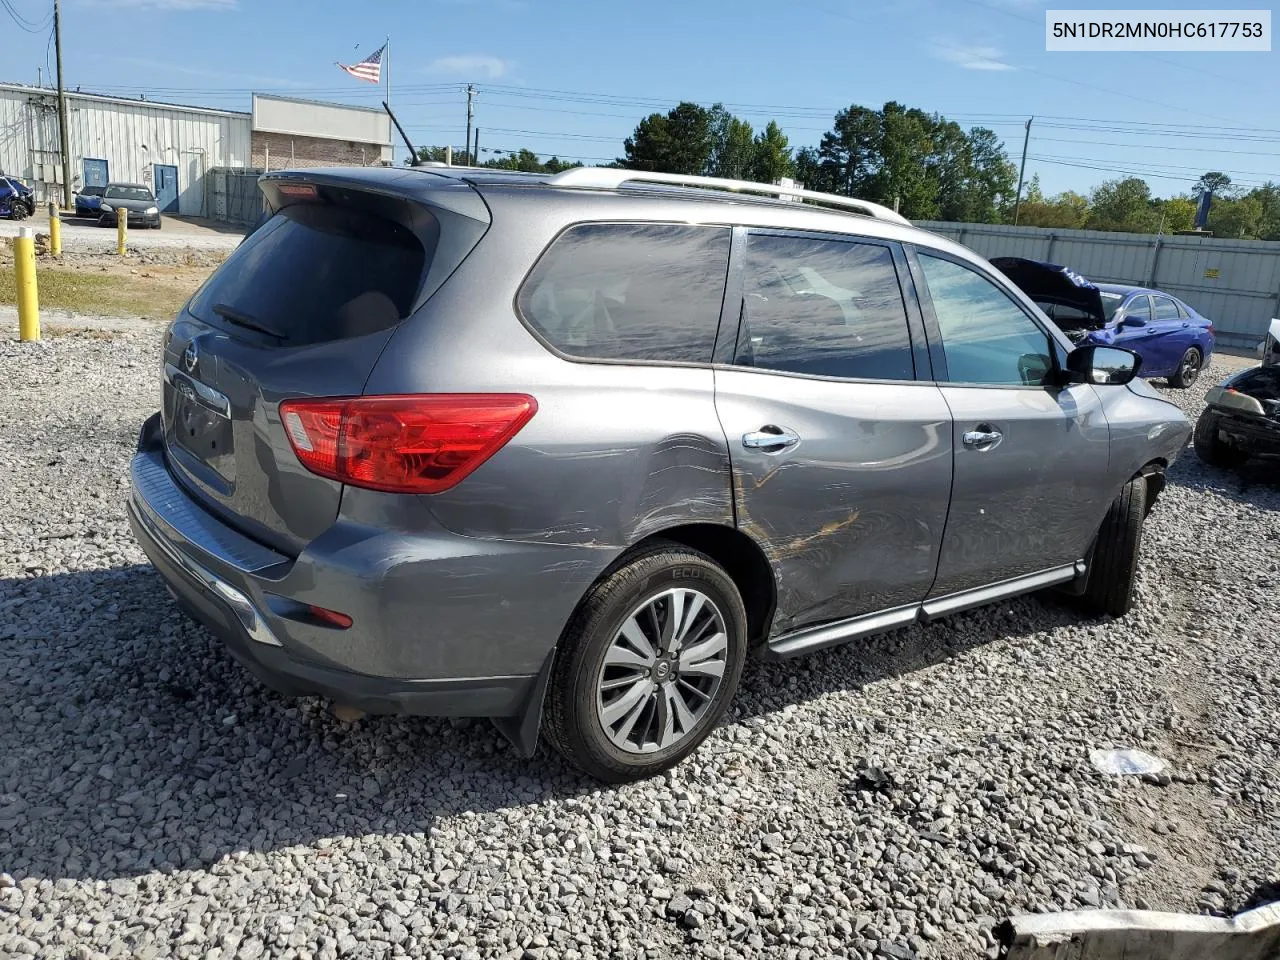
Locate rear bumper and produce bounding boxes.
[126,414,605,717]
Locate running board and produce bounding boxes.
[920,561,1085,621]
[765,561,1085,659]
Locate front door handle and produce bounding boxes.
[743,426,800,451]
[962,427,1004,450]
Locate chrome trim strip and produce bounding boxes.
[132,496,282,647]
[164,362,231,418]
[921,563,1080,621]
[130,451,286,573]
[768,603,920,659]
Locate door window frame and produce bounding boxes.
[713,225,933,384]
[903,243,1071,389]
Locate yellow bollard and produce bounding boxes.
[117,207,128,256]
[15,226,40,342]
[48,204,62,257]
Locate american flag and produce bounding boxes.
[337,43,385,84]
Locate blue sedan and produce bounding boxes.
[992,257,1216,388]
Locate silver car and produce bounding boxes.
[127,167,1191,782]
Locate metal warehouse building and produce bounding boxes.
[0,83,392,218]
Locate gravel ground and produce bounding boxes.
[0,217,243,254]
[2,330,1278,960]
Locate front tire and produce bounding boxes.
[1168,347,1203,388]
[1194,410,1249,468]
[542,543,747,783]
[1080,477,1147,618]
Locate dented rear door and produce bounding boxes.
[714,229,953,636]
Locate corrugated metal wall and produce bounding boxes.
[919,221,1280,350]
[0,84,250,216]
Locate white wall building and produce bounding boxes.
[0,82,252,216]
[0,84,393,219]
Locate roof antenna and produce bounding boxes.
[382,100,419,166]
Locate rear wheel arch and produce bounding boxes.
[602,524,777,647]
[1134,460,1167,515]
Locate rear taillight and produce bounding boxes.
[278,394,537,494]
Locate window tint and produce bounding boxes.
[1125,296,1152,323]
[518,223,730,364]
[1153,296,1180,321]
[736,234,914,380]
[918,254,1053,386]
[188,202,429,347]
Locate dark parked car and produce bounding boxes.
[1194,319,1280,466]
[98,183,162,228]
[75,185,106,218]
[992,257,1215,388]
[0,176,34,220]
[127,167,1191,781]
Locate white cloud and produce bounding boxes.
[933,43,1016,71]
[82,0,237,9]
[423,55,511,80]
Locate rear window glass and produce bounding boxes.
[1153,296,1181,321]
[188,203,428,346]
[739,234,915,380]
[517,222,730,364]
[105,186,153,201]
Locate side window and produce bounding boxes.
[1152,296,1180,321]
[917,253,1053,387]
[1125,296,1153,324]
[517,223,730,364]
[737,234,915,381]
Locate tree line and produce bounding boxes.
[1020,172,1280,240]
[410,102,1280,240]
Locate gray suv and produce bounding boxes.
[128,166,1191,782]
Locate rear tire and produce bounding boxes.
[1080,477,1147,618]
[542,543,747,783]
[1168,347,1202,388]
[1194,410,1249,468]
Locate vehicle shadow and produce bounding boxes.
[733,590,1085,722]
[1,564,595,884]
[1,563,1081,885]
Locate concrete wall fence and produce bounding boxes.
[918,220,1280,350]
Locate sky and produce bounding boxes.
[4,0,1279,198]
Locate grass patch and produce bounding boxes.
[0,254,215,321]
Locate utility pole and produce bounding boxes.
[1012,116,1032,226]
[473,128,480,165]
[464,84,476,165]
[54,0,74,208]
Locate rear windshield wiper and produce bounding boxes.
[212,303,289,341]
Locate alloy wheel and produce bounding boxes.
[595,587,728,754]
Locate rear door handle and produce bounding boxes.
[962,427,1004,450]
[742,426,800,451]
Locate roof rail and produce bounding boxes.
[546,167,912,225]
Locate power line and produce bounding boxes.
[1,0,52,32]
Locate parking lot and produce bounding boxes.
[0,212,244,254]
[1,319,1278,959]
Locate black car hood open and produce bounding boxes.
[991,256,1107,330]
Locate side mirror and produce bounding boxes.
[1122,314,1148,328]
[1066,344,1142,386]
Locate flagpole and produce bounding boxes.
[385,36,392,165]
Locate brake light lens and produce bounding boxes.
[279,394,537,494]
